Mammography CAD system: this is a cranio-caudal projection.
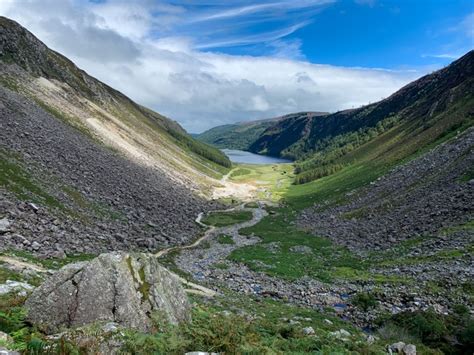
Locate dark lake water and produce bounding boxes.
[221,149,292,164]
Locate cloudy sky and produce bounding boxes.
[1,0,472,132]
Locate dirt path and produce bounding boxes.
[220,167,237,184]
[212,168,257,201]
[155,202,267,297]
[0,255,49,273]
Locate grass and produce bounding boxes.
[244,201,259,208]
[285,163,386,209]
[120,292,383,355]
[228,206,407,284]
[229,163,294,201]
[217,235,235,245]
[230,167,252,178]
[201,210,253,227]
[0,149,65,211]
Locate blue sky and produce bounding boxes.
[1,0,472,132]
[152,0,473,68]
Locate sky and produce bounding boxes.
[0,0,472,132]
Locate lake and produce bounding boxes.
[221,149,292,164]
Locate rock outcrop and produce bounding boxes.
[25,253,190,334]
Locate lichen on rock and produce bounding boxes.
[25,252,191,334]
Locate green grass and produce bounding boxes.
[459,166,474,182]
[230,167,251,178]
[217,235,235,245]
[244,202,259,208]
[230,163,294,201]
[0,263,43,287]
[201,210,253,227]
[120,292,383,355]
[285,163,386,209]
[228,207,406,284]
[0,149,65,211]
[375,245,474,268]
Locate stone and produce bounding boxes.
[302,326,315,335]
[27,203,39,212]
[289,245,312,254]
[0,332,12,343]
[0,218,11,234]
[102,322,119,334]
[366,334,376,344]
[0,280,34,295]
[25,252,191,334]
[390,342,406,353]
[49,248,66,259]
[0,348,20,355]
[402,344,416,355]
[31,241,41,251]
[330,329,351,339]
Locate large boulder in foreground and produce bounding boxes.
[25,252,191,334]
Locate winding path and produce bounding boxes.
[155,202,267,297]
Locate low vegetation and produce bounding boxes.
[229,163,294,201]
[201,210,253,227]
[217,235,235,245]
[229,207,406,283]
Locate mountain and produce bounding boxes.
[195,112,327,150]
[0,17,230,186]
[0,17,228,256]
[251,51,474,183]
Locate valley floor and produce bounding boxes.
[0,131,472,354]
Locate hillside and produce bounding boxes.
[196,112,327,150]
[251,51,474,183]
[0,17,228,256]
[0,17,230,189]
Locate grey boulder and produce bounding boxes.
[25,252,191,334]
[0,218,11,234]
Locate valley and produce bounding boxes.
[0,15,472,355]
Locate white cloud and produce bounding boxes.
[461,12,474,39]
[0,0,421,132]
[422,53,460,59]
[195,21,311,49]
[191,0,335,23]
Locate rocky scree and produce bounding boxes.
[0,85,221,256]
[298,127,474,251]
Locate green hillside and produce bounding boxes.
[250,51,474,184]
[196,112,327,151]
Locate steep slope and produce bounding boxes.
[0,17,227,256]
[251,51,474,183]
[196,112,327,151]
[298,127,474,249]
[0,17,230,192]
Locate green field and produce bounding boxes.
[201,210,253,227]
[229,163,294,201]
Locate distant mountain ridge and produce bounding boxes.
[196,112,328,151]
[201,51,473,184]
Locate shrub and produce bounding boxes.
[352,292,377,311]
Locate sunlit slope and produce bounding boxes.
[0,16,230,194]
